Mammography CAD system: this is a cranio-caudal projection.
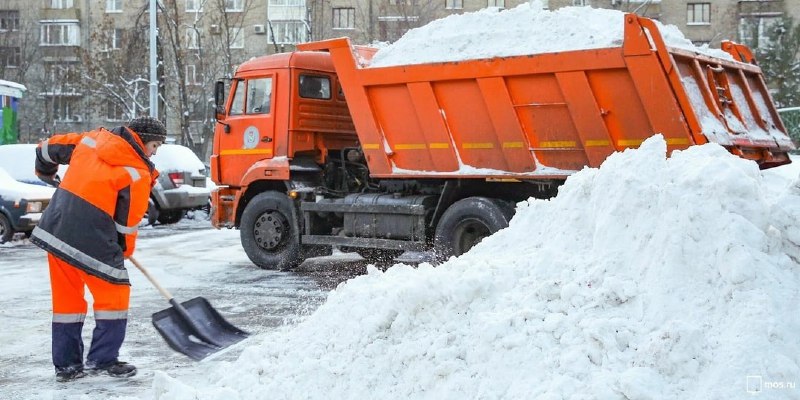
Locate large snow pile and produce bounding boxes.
[153,136,800,399]
[370,3,732,67]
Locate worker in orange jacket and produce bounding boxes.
[31,116,166,382]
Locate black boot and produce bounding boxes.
[89,361,137,378]
[55,365,86,382]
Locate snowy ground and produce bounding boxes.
[0,216,396,400]
[1,148,798,399]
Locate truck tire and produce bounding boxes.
[240,191,301,270]
[433,197,515,263]
[0,213,13,243]
[157,210,183,225]
[144,199,159,226]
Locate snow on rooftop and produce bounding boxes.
[152,136,800,399]
[370,3,733,67]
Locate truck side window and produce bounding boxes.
[246,77,272,114]
[229,80,246,115]
[299,75,331,100]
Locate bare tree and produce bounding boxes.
[78,13,151,124]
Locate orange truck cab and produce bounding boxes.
[212,14,795,270]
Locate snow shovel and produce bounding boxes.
[128,256,249,360]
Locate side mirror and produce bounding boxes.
[214,80,226,120]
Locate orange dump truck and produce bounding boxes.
[210,14,795,269]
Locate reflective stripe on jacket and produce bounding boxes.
[31,127,157,285]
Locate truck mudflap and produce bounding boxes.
[211,187,237,229]
[298,14,794,178]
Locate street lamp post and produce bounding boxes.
[149,0,158,118]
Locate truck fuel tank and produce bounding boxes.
[341,193,437,241]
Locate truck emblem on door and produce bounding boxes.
[243,126,260,149]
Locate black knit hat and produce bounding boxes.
[127,116,167,143]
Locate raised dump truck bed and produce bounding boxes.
[298,14,794,179]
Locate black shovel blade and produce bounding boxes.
[152,297,248,360]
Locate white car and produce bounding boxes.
[0,142,210,227]
[0,167,54,243]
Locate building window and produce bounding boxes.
[269,0,304,6]
[378,15,419,41]
[332,8,355,30]
[271,21,306,43]
[228,27,244,48]
[106,0,122,12]
[185,28,199,49]
[0,11,20,31]
[687,3,711,25]
[185,64,201,85]
[40,22,81,46]
[186,0,203,12]
[51,96,81,122]
[572,0,587,5]
[445,0,463,10]
[111,28,123,49]
[225,0,244,12]
[487,0,504,7]
[106,101,126,121]
[739,16,780,48]
[47,0,74,9]
[0,47,20,67]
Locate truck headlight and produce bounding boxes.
[26,201,43,213]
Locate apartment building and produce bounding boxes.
[0,0,303,148]
[0,0,797,146]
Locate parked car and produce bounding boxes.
[0,144,68,186]
[0,167,54,243]
[146,144,211,225]
[0,142,210,227]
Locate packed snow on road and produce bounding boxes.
[1,3,799,400]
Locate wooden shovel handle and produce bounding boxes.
[128,256,174,301]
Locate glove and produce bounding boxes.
[36,171,61,187]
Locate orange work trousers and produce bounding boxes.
[48,253,130,370]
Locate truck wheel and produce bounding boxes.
[0,213,13,243]
[240,192,301,270]
[157,210,183,225]
[433,197,515,263]
[356,248,404,264]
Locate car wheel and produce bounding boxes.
[157,210,183,225]
[433,197,515,263]
[144,199,159,226]
[0,213,13,244]
[240,192,301,270]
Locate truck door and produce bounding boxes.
[219,76,275,185]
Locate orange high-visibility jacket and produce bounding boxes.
[31,127,158,285]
